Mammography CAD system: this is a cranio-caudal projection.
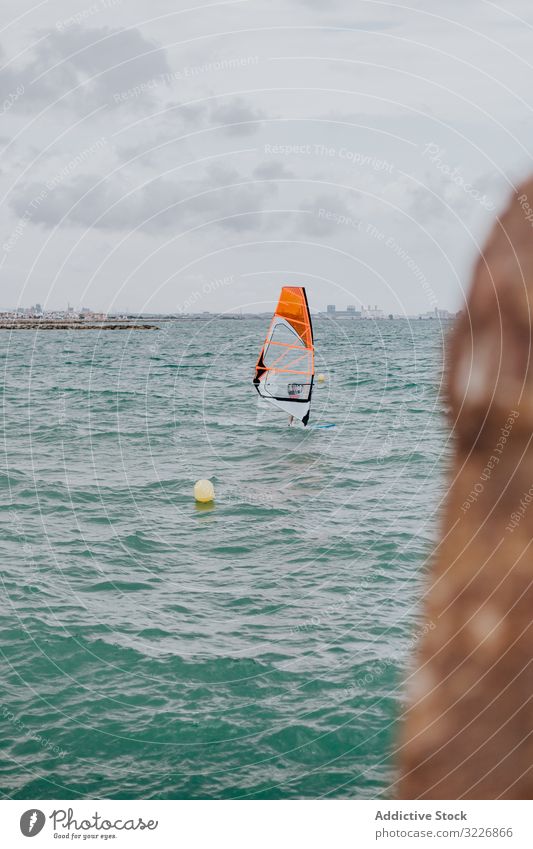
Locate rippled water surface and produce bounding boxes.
[1,318,449,799]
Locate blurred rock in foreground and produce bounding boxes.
[398,180,533,799]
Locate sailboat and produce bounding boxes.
[253,286,315,426]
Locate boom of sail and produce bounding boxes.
[253,286,314,426]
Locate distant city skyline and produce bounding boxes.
[2,289,460,318]
[1,301,457,320]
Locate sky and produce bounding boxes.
[2,0,533,315]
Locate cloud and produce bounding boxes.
[3,25,171,112]
[253,161,295,179]
[298,192,361,235]
[291,0,399,28]
[9,162,281,235]
[0,48,23,104]
[116,95,266,167]
[210,97,265,135]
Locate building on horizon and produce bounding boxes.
[361,304,385,319]
[321,303,366,319]
[418,307,454,320]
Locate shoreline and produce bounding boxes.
[0,322,158,330]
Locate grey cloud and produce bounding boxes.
[210,98,265,135]
[253,162,295,179]
[9,166,279,235]
[406,167,499,222]
[0,48,24,104]
[298,193,361,236]
[118,96,265,164]
[175,102,209,124]
[294,0,344,7]
[2,25,171,111]
[331,20,399,31]
[292,0,398,26]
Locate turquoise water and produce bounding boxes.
[0,318,448,799]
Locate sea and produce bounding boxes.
[0,317,450,799]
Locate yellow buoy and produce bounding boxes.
[317,373,326,384]
[194,479,215,503]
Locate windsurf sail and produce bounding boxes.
[253,286,314,425]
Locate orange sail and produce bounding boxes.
[253,287,314,425]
